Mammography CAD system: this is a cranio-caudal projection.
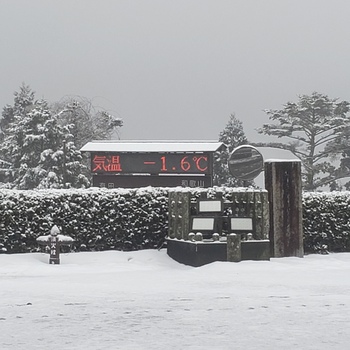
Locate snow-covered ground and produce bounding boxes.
[1,250,350,350]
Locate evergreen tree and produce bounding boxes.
[0,83,35,147]
[214,114,248,186]
[257,92,350,190]
[0,86,89,189]
[38,140,89,189]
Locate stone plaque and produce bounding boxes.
[198,200,223,213]
[230,218,253,231]
[191,217,215,230]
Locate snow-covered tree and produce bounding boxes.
[52,96,123,149]
[0,88,89,189]
[38,140,89,189]
[214,113,248,186]
[257,92,350,190]
[0,83,35,146]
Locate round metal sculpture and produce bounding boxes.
[228,145,264,181]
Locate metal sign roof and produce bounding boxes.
[80,140,225,153]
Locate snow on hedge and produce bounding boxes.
[303,191,350,253]
[0,187,170,253]
[1,187,350,254]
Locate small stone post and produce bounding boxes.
[265,160,304,258]
[49,225,60,264]
[227,233,241,262]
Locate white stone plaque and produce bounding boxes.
[230,218,253,231]
[198,200,222,213]
[192,217,215,230]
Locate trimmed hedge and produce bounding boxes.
[0,188,169,253]
[303,191,350,254]
[1,188,350,254]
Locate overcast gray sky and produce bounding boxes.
[1,0,350,142]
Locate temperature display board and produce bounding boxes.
[91,152,212,175]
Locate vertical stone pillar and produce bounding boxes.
[168,190,190,240]
[178,191,190,240]
[168,191,176,239]
[227,233,241,262]
[265,161,303,258]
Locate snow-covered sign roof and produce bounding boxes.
[80,140,225,153]
[255,147,299,162]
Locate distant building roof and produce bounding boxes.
[80,140,225,153]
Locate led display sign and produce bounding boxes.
[91,153,212,175]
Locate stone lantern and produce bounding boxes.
[36,225,74,264]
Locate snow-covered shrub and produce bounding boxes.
[303,192,350,253]
[0,187,169,253]
[1,187,350,254]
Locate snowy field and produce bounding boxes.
[1,250,350,350]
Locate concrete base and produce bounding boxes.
[49,257,60,264]
[167,238,270,267]
[241,240,270,261]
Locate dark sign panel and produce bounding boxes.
[93,175,212,188]
[91,153,211,175]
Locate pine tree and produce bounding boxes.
[214,114,248,186]
[258,92,350,190]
